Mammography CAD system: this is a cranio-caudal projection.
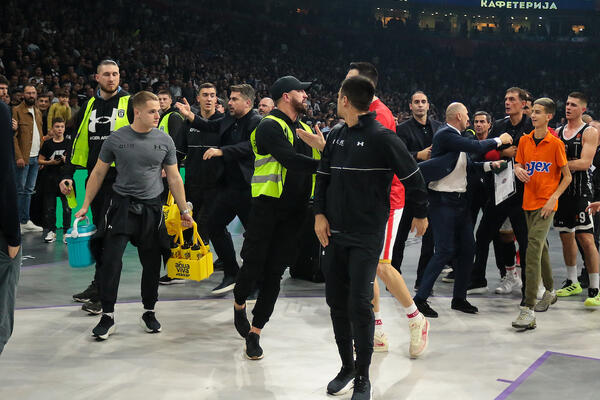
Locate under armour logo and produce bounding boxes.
[88,108,119,133]
[357,142,364,146]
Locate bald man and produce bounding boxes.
[258,97,275,116]
[413,103,512,317]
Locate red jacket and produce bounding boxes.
[370,99,404,209]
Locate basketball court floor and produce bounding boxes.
[2,227,600,399]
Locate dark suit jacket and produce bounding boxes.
[418,124,498,184]
[190,109,262,185]
[397,117,443,160]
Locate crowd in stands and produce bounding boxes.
[1,0,599,129]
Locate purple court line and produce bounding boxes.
[495,351,553,400]
[495,351,600,399]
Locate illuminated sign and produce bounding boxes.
[482,1,556,9]
[410,0,598,10]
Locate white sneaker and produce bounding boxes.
[495,275,516,294]
[44,231,56,243]
[21,220,43,232]
[512,306,536,330]
[408,316,429,358]
[374,330,388,352]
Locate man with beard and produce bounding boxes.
[176,84,262,295]
[12,84,44,232]
[231,76,322,360]
[60,60,132,315]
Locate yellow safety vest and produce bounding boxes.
[71,95,131,167]
[158,111,183,134]
[250,115,321,198]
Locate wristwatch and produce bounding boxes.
[181,208,191,215]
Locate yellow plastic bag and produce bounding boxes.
[163,192,193,236]
[167,222,214,281]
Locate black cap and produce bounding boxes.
[270,76,312,101]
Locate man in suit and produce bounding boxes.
[394,92,443,289]
[413,103,512,317]
[176,84,262,294]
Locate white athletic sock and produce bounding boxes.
[374,312,383,333]
[590,273,599,289]
[405,303,423,321]
[566,265,578,283]
[505,265,515,271]
[103,312,114,318]
[145,309,155,313]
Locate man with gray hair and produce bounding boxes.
[413,103,512,317]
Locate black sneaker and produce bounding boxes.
[234,305,250,338]
[92,314,115,340]
[82,300,102,315]
[211,275,236,295]
[245,332,263,360]
[159,275,186,285]
[327,366,355,395]
[73,281,98,303]
[414,299,438,318]
[213,258,225,271]
[579,268,590,289]
[451,298,478,314]
[442,270,455,283]
[247,287,260,305]
[140,311,162,333]
[352,376,372,400]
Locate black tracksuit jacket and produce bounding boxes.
[314,112,428,235]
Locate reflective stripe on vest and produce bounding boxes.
[70,95,131,168]
[250,115,321,199]
[158,111,183,134]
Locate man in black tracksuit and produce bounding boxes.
[159,83,226,285]
[315,76,428,400]
[232,75,322,360]
[60,60,133,314]
[175,84,262,294]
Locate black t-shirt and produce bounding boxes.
[40,138,69,176]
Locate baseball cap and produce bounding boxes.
[270,76,312,101]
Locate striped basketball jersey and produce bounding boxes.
[558,123,592,198]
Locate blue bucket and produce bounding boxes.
[65,217,97,268]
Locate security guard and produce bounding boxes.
[60,59,132,315]
[157,89,184,142]
[232,76,322,360]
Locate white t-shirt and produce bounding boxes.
[28,107,41,157]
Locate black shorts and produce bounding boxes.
[554,195,594,234]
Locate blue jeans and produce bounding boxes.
[15,156,39,223]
